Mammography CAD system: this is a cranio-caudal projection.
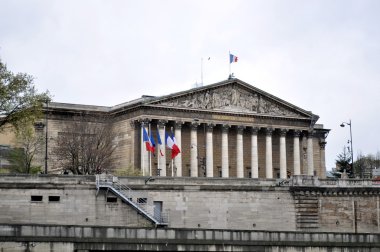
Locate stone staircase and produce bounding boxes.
[293,191,319,229]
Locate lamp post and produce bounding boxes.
[44,100,49,174]
[340,120,355,177]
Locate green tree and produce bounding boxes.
[333,147,353,178]
[0,58,50,130]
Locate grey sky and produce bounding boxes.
[1,0,379,171]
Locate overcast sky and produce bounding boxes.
[1,0,379,171]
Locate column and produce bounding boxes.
[174,121,183,177]
[251,127,259,178]
[319,140,327,178]
[221,124,230,178]
[236,126,245,178]
[265,128,273,179]
[190,122,199,177]
[307,130,315,176]
[157,120,167,176]
[206,124,214,177]
[279,129,288,179]
[140,119,150,176]
[293,130,301,175]
[129,120,137,169]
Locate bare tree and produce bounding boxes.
[8,123,44,174]
[53,117,116,174]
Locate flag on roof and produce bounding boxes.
[143,127,155,154]
[229,53,238,63]
[165,132,181,159]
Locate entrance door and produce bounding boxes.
[153,201,163,221]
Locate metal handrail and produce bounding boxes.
[96,175,168,225]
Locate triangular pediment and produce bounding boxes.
[146,79,314,119]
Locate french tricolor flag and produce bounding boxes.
[143,127,155,154]
[229,53,238,63]
[165,132,181,159]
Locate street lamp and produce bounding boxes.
[340,120,355,177]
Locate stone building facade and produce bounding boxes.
[43,78,329,178]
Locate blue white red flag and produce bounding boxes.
[229,53,238,63]
[156,130,164,157]
[165,132,181,159]
[143,127,155,154]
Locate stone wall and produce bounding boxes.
[0,175,153,228]
[0,224,378,252]
[1,175,379,234]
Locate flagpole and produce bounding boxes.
[201,57,203,86]
[149,123,152,176]
[157,126,160,176]
[141,124,145,176]
[229,51,231,78]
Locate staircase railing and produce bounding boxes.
[95,174,168,226]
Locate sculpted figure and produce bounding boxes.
[204,91,211,109]
[231,89,239,106]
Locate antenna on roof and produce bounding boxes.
[200,57,210,86]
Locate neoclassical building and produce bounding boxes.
[43,78,329,178]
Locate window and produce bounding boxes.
[106,197,117,203]
[31,195,43,202]
[48,196,60,202]
[137,198,147,204]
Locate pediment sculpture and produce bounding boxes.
[157,86,303,117]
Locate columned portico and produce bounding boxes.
[236,126,245,178]
[206,124,214,177]
[251,127,259,178]
[265,128,273,179]
[293,130,301,176]
[279,129,288,179]
[221,124,230,178]
[190,122,199,177]
[174,121,183,177]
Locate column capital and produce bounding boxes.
[130,120,139,129]
[206,123,215,132]
[139,118,151,126]
[175,121,184,129]
[191,122,199,130]
[279,128,288,137]
[157,119,168,128]
[307,130,315,138]
[222,124,230,133]
[293,129,301,137]
[237,125,245,134]
[265,127,274,136]
[319,140,327,150]
[250,126,259,135]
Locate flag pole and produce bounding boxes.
[201,57,203,86]
[141,124,145,176]
[157,126,160,176]
[228,51,231,78]
[149,123,152,176]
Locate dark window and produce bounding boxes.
[31,195,43,202]
[106,197,117,203]
[137,198,147,204]
[48,196,60,202]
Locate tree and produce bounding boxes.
[0,58,50,131]
[333,147,353,178]
[53,117,116,174]
[7,122,44,174]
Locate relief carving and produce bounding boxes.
[159,86,300,117]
